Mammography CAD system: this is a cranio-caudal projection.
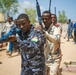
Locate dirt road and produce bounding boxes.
[61,37,76,75]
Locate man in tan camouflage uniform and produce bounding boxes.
[42,11,62,75]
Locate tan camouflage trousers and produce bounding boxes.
[45,60,60,75]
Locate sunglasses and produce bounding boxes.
[42,18,48,21]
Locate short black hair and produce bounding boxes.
[68,19,71,22]
[10,17,13,21]
[17,13,29,20]
[51,13,57,19]
[42,11,51,16]
[51,13,56,17]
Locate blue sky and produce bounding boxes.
[17,0,76,21]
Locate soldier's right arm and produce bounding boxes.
[44,30,60,52]
[44,30,59,43]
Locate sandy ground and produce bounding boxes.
[0,24,76,75]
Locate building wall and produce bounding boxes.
[0,13,5,22]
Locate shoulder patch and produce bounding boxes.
[31,36,38,42]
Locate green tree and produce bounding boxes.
[58,10,67,23]
[24,8,36,24]
[0,0,19,19]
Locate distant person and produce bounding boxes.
[73,22,76,43]
[51,14,62,36]
[67,19,73,41]
[1,17,14,55]
[70,22,73,38]
[5,17,14,56]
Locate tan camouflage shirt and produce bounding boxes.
[44,24,61,62]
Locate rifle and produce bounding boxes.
[0,25,20,43]
[36,0,42,26]
[49,0,52,12]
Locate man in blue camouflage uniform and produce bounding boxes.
[0,13,46,75]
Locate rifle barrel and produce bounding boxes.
[36,0,42,25]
